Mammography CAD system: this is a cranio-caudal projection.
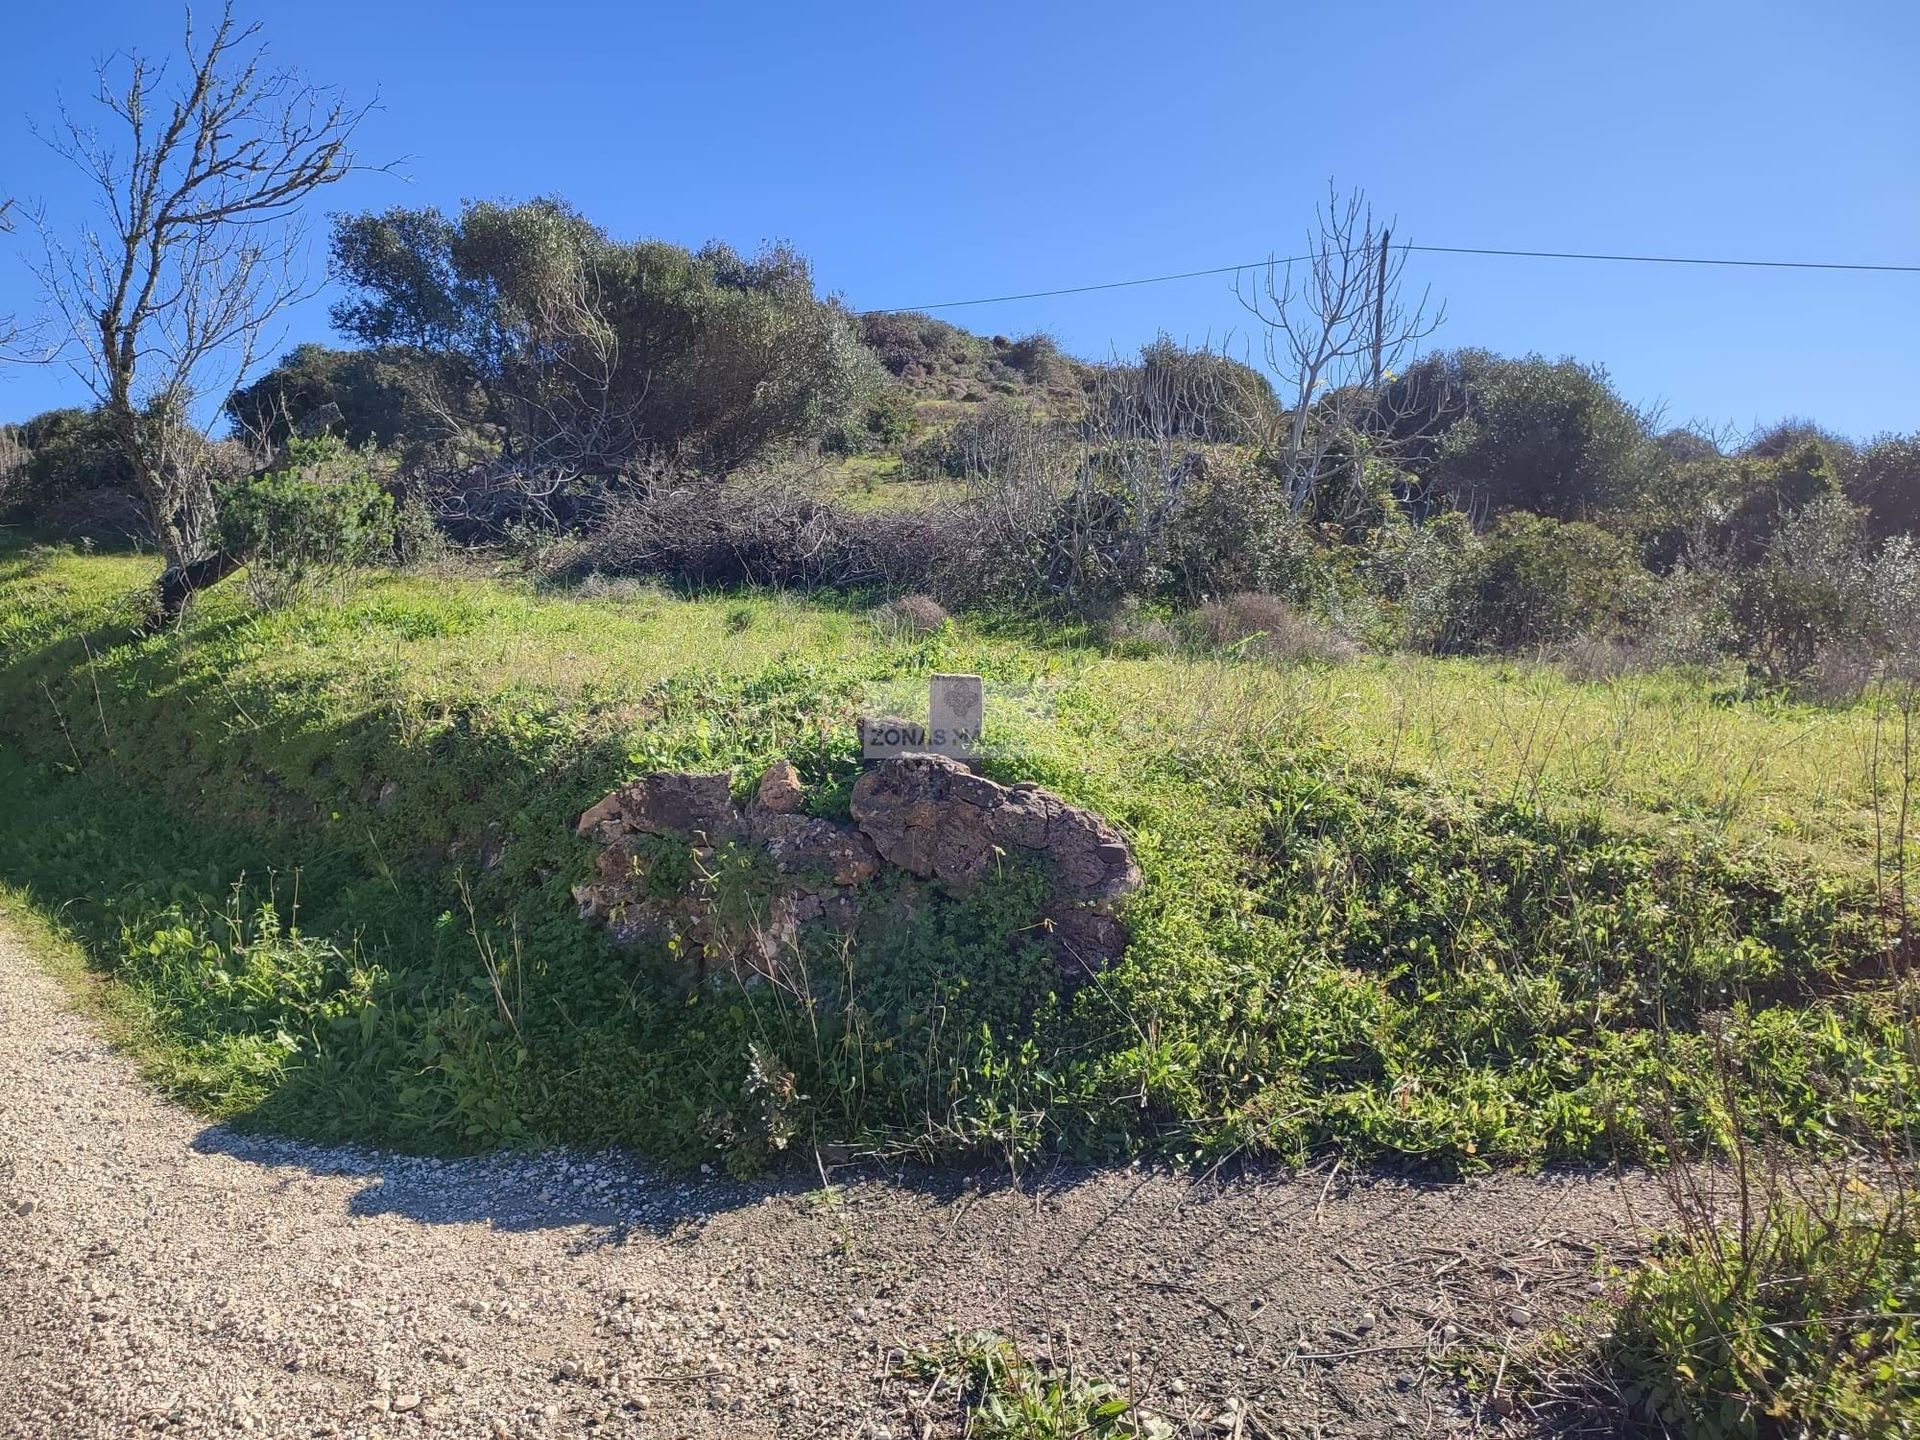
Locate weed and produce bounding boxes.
[904,1331,1163,1439]
[1605,1182,1919,1436]
[1514,1164,1920,1438]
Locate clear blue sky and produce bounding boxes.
[4,0,1916,437]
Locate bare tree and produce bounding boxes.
[1236,185,1443,518]
[0,198,23,355]
[29,4,371,616]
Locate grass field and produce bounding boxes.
[1,541,1914,1173]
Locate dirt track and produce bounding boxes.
[0,922,1655,1438]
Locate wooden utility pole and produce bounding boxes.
[1370,227,1391,389]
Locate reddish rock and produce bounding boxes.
[620,771,738,841]
[576,771,737,844]
[753,759,807,815]
[850,754,1140,904]
[753,813,881,888]
[575,792,626,842]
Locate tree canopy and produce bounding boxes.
[324,199,882,475]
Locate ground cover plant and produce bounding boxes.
[1,542,1913,1178]
[902,1331,1159,1439]
[1491,1147,1920,1438]
[1601,1183,1920,1437]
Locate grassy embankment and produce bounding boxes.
[0,540,1912,1173]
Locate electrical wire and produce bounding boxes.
[862,242,1920,314]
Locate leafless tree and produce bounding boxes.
[28,4,372,616]
[1236,185,1443,518]
[0,198,25,355]
[1075,346,1226,581]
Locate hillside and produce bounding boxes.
[3,543,1910,1174]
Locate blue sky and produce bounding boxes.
[3,0,1916,437]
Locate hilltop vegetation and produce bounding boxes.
[7,198,1918,697]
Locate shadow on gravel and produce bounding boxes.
[190,1117,1572,1268]
[189,1122,1000,1248]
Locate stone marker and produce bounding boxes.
[573,754,1142,984]
[861,674,984,761]
[928,673,984,759]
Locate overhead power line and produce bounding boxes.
[1411,243,1920,273]
[862,243,1920,315]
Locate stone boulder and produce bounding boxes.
[575,771,738,845]
[753,759,807,815]
[749,812,882,889]
[849,754,1140,904]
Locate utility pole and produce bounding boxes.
[1370,226,1391,389]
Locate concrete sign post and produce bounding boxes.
[861,674,984,761]
[927,673,984,759]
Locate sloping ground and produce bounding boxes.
[0,919,1664,1439]
[2,550,1910,1179]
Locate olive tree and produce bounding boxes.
[326,200,881,517]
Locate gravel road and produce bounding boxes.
[0,922,1657,1438]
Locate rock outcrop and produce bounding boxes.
[576,772,735,847]
[849,755,1140,903]
[572,756,1141,986]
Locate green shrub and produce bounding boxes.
[1727,496,1872,685]
[1160,451,1331,604]
[1710,438,1850,565]
[1601,1185,1919,1437]
[224,342,474,462]
[860,310,989,378]
[1411,349,1669,521]
[0,407,142,540]
[1361,509,1481,651]
[329,201,883,476]
[1850,432,1920,542]
[1000,332,1070,388]
[1093,337,1279,445]
[1456,512,1652,651]
[824,385,918,454]
[218,435,396,606]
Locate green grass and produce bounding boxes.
[807,453,968,512]
[0,541,1913,1172]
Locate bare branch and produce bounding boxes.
[1234,183,1445,518]
[26,1,374,592]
